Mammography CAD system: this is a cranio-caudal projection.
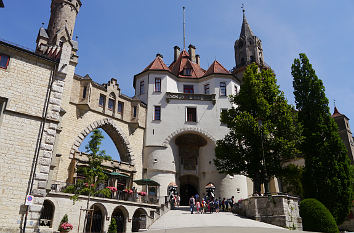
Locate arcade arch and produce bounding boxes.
[85,203,107,233]
[111,206,129,233]
[39,200,55,227]
[132,208,147,232]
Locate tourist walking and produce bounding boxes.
[177,194,180,207]
[189,196,195,214]
[196,199,200,214]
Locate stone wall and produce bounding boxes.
[239,195,302,230]
[0,42,61,232]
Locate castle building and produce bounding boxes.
[0,1,353,233]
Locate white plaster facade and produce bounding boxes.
[134,53,249,203]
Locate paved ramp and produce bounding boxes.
[148,206,303,233]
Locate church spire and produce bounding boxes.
[234,6,265,72]
[240,8,254,37]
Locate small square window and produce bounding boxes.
[220,82,226,96]
[183,85,194,94]
[154,106,161,121]
[204,84,210,95]
[155,78,161,92]
[99,94,105,107]
[0,54,10,69]
[186,107,197,122]
[118,101,124,114]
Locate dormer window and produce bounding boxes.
[0,54,10,69]
[183,68,192,76]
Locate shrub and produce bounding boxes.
[58,214,69,231]
[300,198,339,233]
[107,217,117,233]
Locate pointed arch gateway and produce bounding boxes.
[70,118,134,163]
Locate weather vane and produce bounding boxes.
[334,99,336,108]
[241,3,245,13]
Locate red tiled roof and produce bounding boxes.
[143,55,170,72]
[204,60,230,77]
[332,106,344,118]
[169,50,206,78]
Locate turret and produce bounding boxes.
[234,9,264,69]
[47,0,82,45]
[35,0,81,61]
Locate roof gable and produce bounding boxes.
[143,55,170,72]
[204,60,230,77]
[169,50,205,78]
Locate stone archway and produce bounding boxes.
[162,127,216,147]
[70,118,134,163]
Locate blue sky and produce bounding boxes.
[1,1,354,159]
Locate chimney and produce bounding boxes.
[196,54,200,65]
[174,46,180,61]
[188,44,196,63]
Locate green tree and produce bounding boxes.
[291,53,351,224]
[70,129,112,200]
[214,64,301,193]
[107,217,118,233]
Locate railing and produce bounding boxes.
[50,181,159,205]
[166,92,216,105]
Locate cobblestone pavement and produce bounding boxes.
[148,206,304,233]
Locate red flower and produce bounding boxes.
[59,222,73,230]
[106,186,117,192]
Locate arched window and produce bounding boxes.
[39,200,55,228]
[108,92,116,111]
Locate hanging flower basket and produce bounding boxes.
[138,191,147,196]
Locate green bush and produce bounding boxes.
[300,198,339,233]
[108,217,117,233]
[62,185,76,194]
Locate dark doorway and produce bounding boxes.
[112,207,126,233]
[180,183,198,206]
[179,175,199,206]
[132,209,147,232]
[86,205,103,233]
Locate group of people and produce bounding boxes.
[189,194,235,214]
[169,194,181,208]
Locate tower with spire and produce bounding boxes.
[332,107,354,163]
[234,8,265,74]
